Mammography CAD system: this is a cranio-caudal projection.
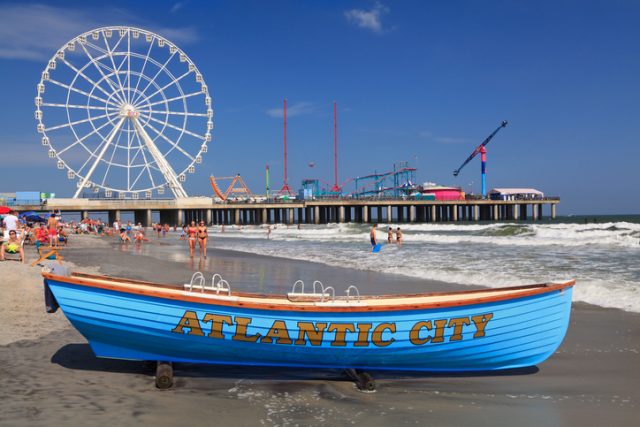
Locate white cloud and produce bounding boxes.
[0,3,198,61]
[266,102,316,119]
[419,130,469,144]
[171,1,190,13]
[344,2,389,34]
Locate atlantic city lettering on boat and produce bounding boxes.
[170,311,494,347]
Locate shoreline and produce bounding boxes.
[1,234,638,426]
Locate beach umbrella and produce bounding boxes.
[20,211,37,217]
[0,206,11,214]
[25,214,46,223]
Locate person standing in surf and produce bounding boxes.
[187,221,198,257]
[197,221,208,259]
[370,224,378,248]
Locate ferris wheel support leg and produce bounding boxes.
[132,117,188,198]
[73,117,126,199]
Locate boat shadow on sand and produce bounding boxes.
[51,343,539,385]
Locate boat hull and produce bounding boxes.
[44,276,573,372]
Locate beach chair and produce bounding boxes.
[31,240,64,267]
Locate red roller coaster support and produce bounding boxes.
[331,101,340,192]
[279,98,293,195]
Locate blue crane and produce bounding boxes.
[453,120,508,197]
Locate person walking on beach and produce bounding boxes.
[387,227,393,244]
[2,210,19,234]
[370,224,378,248]
[187,221,197,257]
[197,221,208,259]
[396,227,403,245]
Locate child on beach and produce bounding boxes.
[134,229,145,244]
[119,229,131,243]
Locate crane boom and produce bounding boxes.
[453,120,508,177]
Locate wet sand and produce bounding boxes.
[1,234,638,426]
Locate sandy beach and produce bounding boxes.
[1,234,638,427]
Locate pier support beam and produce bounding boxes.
[452,205,458,222]
[551,204,556,219]
[206,209,212,225]
[409,206,416,223]
[532,204,538,221]
[363,206,369,223]
[339,206,345,223]
[314,206,320,224]
[431,205,436,222]
[473,205,479,221]
[493,205,499,221]
[81,210,89,220]
[387,206,392,223]
[108,210,117,226]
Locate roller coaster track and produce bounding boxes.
[210,175,252,201]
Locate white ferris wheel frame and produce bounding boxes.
[35,26,213,199]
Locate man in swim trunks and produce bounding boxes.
[396,227,403,245]
[47,214,58,247]
[187,221,198,257]
[1,230,24,262]
[197,221,208,259]
[370,224,378,248]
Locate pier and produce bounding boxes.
[14,197,559,226]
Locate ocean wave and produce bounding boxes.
[213,221,640,313]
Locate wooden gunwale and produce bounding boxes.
[43,272,575,313]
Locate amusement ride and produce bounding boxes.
[35,26,212,199]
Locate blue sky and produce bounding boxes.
[0,0,638,214]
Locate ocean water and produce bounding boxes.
[205,216,640,313]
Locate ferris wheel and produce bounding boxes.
[35,26,213,199]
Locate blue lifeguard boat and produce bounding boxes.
[43,267,574,389]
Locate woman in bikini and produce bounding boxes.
[187,221,198,257]
[197,221,208,259]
